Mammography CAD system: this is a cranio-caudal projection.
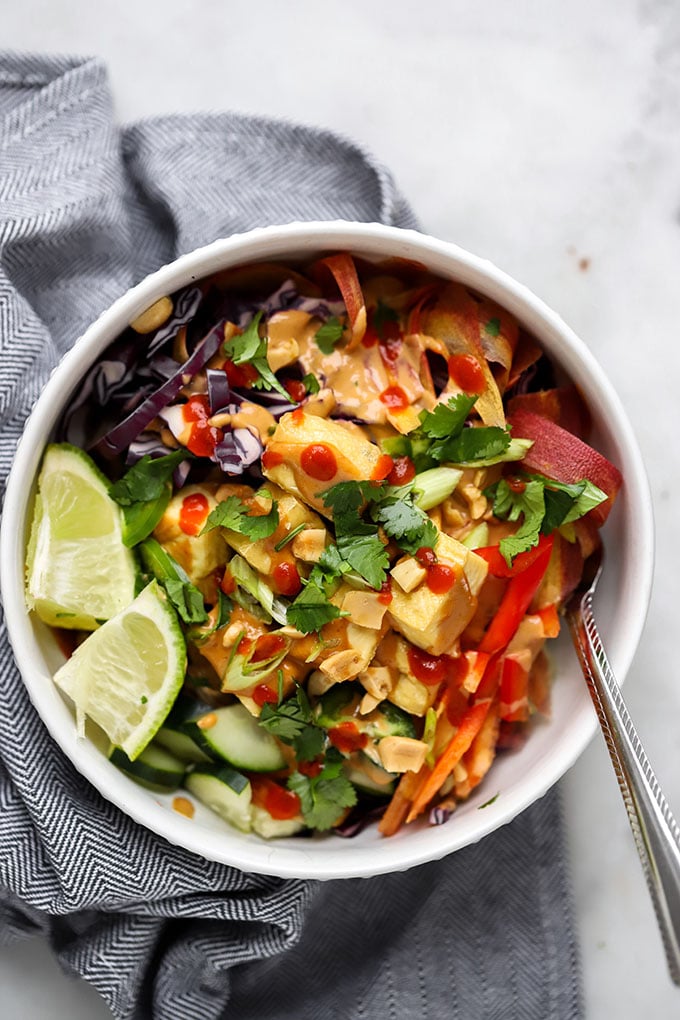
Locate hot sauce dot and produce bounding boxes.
[237,635,253,656]
[387,455,416,486]
[407,646,449,686]
[290,406,305,425]
[284,379,307,403]
[300,443,338,481]
[184,395,210,422]
[298,759,324,778]
[447,353,486,394]
[252,777,301,820]
[377,579,393,605]
[415,546,437,567]
[361,325,379,348]
[379,385,409,411]
[179,492,210,536]
[252,633,288,662]
[379,336,402,366]
[219,568,236,595]
[426,562,455,594]
[328,721,368,753]
[252,683,280,707]
[506,475,527,494]
[223,359,259,389]
[272,561,302,597]
[371,454,394,481]
[262,448,284,469]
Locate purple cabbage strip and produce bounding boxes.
[146,286,202,358]
[206,368,235,415]
[333,803,387,838]
[428,805,454,827]
[96,320,226,458]
[233,279,345,329]
[126,433,175,464]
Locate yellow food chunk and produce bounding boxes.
[262,411,385,515]
[377,736,429,774]
[153,484,227,585]
[387,531,488,656]
[341,590,388,630]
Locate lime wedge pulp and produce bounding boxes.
[53,580,187,760]
[26,443,137,630]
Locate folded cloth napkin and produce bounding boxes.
[0,52,583,1020]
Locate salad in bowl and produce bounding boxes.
[23,243,624,843]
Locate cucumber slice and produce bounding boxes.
[154,695,212,763]
[185,765,252,832]
[344,755,396,798]
[251,804,305,839]
[182,703,287,772]
[109,742,186,792]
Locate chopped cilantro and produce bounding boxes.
[429,425,511,464]
[287,748,357,830]
[487,472,607,565]
[286,580,343,634]
[336,529,389,589]
[201,494,279,540]
[259,687,326,762]
[484,318,501,337]
[223,311,289,399]
[164,576,209,624]
[418,393,478,439]
[110,450,189,506]
[373,497,438,555]
[303,372,321,395]
[478,793,500,809]
[314,316,345,354]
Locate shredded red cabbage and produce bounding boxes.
[146,286,202,358]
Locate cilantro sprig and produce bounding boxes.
[223,311,289,399]
[110,450,190,505]
[487,472,607,565]
[288,747,357,830]
[201,492,279,540]
[258,687,325,762]
[314,316,345,355]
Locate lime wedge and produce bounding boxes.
[26,443,137,630]
[53,580,187,759]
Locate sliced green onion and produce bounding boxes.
[449,437,533,468]
[274,522,306,552]
[229,554,288,624]
[460,522,489,550]
[413,467,463,511]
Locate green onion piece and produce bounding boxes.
[449,437,533,468]
[460,521,489,550]
[412,467,463,511]
[229,554,288,624]
[274,522,306,552]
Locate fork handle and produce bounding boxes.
[568,595,680,985]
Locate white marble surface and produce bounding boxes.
[2,0,680,1016]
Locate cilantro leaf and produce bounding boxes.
[314,316,345,354]
[303,373,321,395]
[336,529,389,589]
[287,749,357,830]
[309,543,351,587]
[320,479,384,520]
[109,450,189,506]
[419,394,478,439]
[164,577,209,624]
[484,318,501,337]
[374,497,438,555]
[287,580,343,634]
[430,426,511,464]
[259,687,312,742]
[294,724,326,762]
[223,311,290,399]
[201,494,279,539]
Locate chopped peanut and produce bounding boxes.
[130,296,173,334]
[378,736,429,773]
[390,556,427,593]
[341,590,388,630]
[291,528,328,562]
[359,692,381,715]
[318,648,366,683]
[359,665,395,701]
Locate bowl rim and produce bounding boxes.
[0,220,655,880]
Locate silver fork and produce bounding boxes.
[566,544,680,985]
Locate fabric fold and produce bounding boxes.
[0,51,583,1020]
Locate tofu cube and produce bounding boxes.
[341,590,388,630]
[391,556,427,593]
[387,531,488,655]
[262,411,386,515]
[153,484,227,584]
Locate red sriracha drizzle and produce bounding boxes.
[223,359,258,389]
[388,456,416,486]
[272,561,302,597]
[262,449,284,470]
[379,385,409,411]
[179,492,210,536]
[251,633,287,662]
[328,721,368,753]
[252,683,279,707]
[251,777,301,820]
[377,579,393,605]
[448,353,485,394]
[414,546,455,594]
[371,454,394,481]
[407,646,449,686]
[284,379,307,403]
[300,443,338,481]
[184,395,223,457]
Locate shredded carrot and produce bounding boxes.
[405,700,493,824]
[535,603,561,638]
[318,253,366,348]
[378,770,423,836]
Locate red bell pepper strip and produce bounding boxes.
[507,409,622,526]
[475,532,553,579]
[478,535,554,655]
[317,253,366,348]
[499,657,530,722]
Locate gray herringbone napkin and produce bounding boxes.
[0,52,583,1020]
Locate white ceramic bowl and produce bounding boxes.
[0,221,654,880]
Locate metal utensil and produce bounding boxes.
[566,545,680,985]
